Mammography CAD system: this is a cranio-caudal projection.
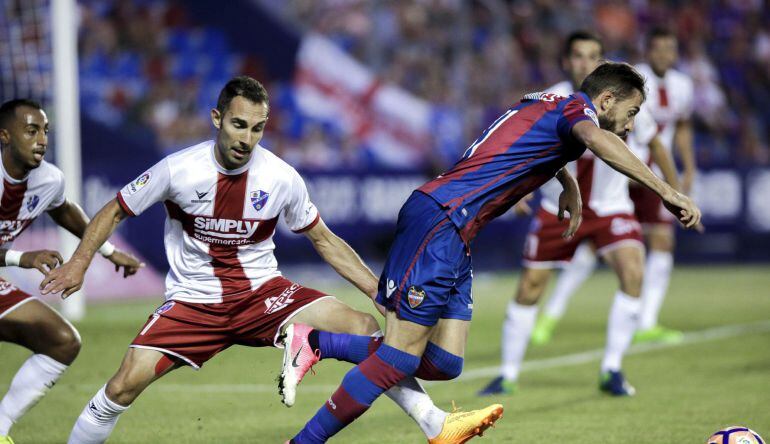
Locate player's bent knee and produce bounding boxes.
[414,342,464,381]
[105,376,139,407]
[349,311,381,335]
[46,324,82,365]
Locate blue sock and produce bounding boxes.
[315,332,380,364]
[292,344,420,443]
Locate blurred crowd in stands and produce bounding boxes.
[70,0,770,170]
[275,0,770,169]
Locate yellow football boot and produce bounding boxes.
[0,435,15,444]
[428,403,504,444]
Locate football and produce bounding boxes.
[707,426,765,444]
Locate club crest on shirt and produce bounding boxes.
[126,171,151,195]
[250,190,270,211]
[26,195,39,212]
[407,285,426,308]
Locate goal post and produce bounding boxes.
[52,0,85,321]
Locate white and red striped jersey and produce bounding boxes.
[0,160,65,246]
[117,141,320,303]
[538,81,658,217]
[634,63,694,158]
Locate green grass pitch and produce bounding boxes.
[2,265,769,443]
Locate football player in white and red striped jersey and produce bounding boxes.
[479,32,681,398]
[631,27,697,344]
[0,99,141,444]
[44,77,492,444]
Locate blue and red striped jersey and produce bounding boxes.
[418,92,599,243]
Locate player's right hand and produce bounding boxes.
[19,249,64,276]
[39,257,89,299]
[662,191,702,230]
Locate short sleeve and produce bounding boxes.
[45,169,66,210]
[557,96,599,140]
[282,168,320,233]
[630,106,658,147]
[117,158,171,216]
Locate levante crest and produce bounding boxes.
[407,285,426,308]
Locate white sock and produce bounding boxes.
[639,250,673,330]
[68,385,129,444]
[601,291,641,372]
[500,302,538,381]
[544,243,597,319]
[0,354,68,435]
[386,377,446,439]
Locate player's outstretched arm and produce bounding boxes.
[40,199,131,298]
[648,135,680,190]
[674,118,696,194]
[555,168,582,238]
[572,120,701,229]
[47,200,144,277]
[303,218,381,306]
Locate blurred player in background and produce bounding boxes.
[0,99,141,444]
[40,77,496,444]
[631,27,697,343]
[288,62,701,443]
[478,32,682,398]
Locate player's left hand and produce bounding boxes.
[558,188,582,239]
[105,249,145,277]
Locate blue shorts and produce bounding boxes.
[375,191,473,327]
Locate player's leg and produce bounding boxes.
[291,312,430,443]
[535,242,598,345]
[637,223,682,342]
[68,347,181,444]
[598,243,644,396]
[424,318,503,442]
[70,299,224,443]
[281,293,459,441]
[0,297,81,439]
[280,297,382,374]
[478,267,551,396]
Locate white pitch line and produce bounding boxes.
[453,319,770,383]
[5,320,768,395]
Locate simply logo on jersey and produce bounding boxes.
[407,285,426,308]
[193,217,261,244]
[264,283,302,314]
[26,195,39,212]
[0,219,32,243]
[250,190,270,211]
[126,172,151,195]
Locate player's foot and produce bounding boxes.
[599,370,636,396]
[278,323,320,407]
[477,376,518,396]
[0,435,15,444]
[428,403,504,444]
[531,314,559,346]
[633,325,684,344]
